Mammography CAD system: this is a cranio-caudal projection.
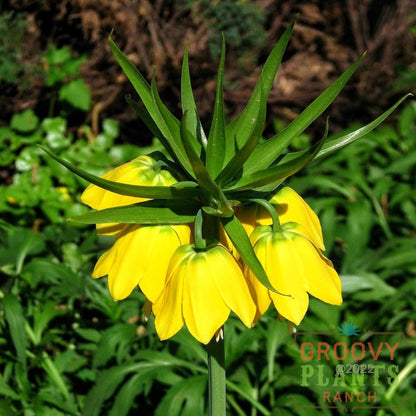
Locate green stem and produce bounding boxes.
[207,331,226,416]
[251,199,281,232]
[194,209,206,250]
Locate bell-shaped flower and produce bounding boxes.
[81,155,177,235]
[236,187,325,250]
[245,222,342,325]
[93,224,191,301]
[153,243,256,344]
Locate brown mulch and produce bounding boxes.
[1,0,415,144]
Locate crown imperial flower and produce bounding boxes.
[80,154,191,300]
[41,21,407,346]
[153,243,256,344]
[81,154,176,211]
[245,222,342,325]
[81,154,177,236]
[40,20,408,416]
[93,224,191,301]
[236,187,324,250]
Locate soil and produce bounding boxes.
[2,0,415,144]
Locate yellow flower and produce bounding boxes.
[56,186,71,201]
[81,154,191,301]
[93,224,191,301]
[81,154,177,235]
[153,243,256,344]
[245,223,342,325]
[237,187,325,250]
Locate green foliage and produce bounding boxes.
[179,0,267,66]
[43,44,91,113]
[202,0,267,59]
[0,14,91,113]
[0,11,28,84]
[1,100,415,414]
[58,79,91,111]
[43,45,87,87]
[0,110,161,227]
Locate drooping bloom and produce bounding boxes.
[237,187,325,250]
[81,154,177,235]
[245,222,342,325]
[81,154,192,301]
[153,243,256,344]
[93,224,191,301]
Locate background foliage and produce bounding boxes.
[1,1,416,415]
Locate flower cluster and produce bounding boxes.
[44,23,404,345]
[82,155,342,344]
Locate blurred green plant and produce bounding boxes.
[0,109,161,227]
[42,45,91,114]
[179,0,267,68]
[0,11,29,85]
[0,10,90,115]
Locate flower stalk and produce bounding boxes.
[207,335,226,416]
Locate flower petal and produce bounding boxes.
[92,245,116,279]
[254,232,309,325]
[182,252,230,344]
[81,155,177,212]
[270,187,325,250]
[209,246,256,328]
[106,225,144,300]
[139,225,191,302]
[153,250,186,340]
[288,233,342,305]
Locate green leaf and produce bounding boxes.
[181,43,207,150]
[108,36,154,115]
[243,54,366,174]
[59,79,91,111]
[221,215,282,294]
[109,36,194,176]
[206,35,226,177]
[313,93,412,162]
[225,137,323,191]
[45,44,72,65]
[180,112,218,194]
[216,79,266,185]
[11,109,39,133]
[0,379,20,400]
[224,18,295,163]
[81,366,129,416]
[42,117,69,150]
[15,146,40,172]
[155,375,206,416]
[69,199,199,225]
[39,146,201,199]
[41,351,71,399]
[12,227,46,274]
[340,273,396,298]
[3,294,27,370]
[150,77,195,177]
[102,119,119,140]
[108,373,145,416]
[180,112,233,216]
